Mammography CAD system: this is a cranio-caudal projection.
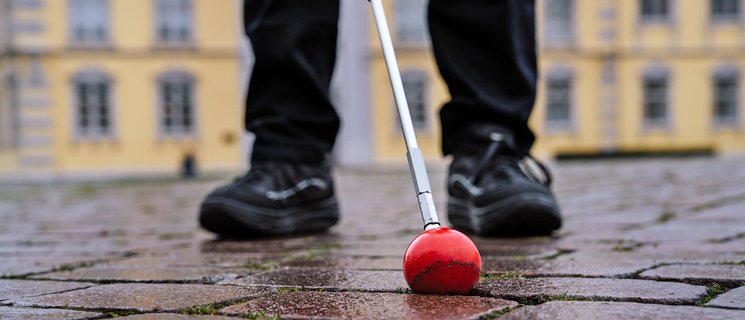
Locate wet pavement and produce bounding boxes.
[1,157,745,319]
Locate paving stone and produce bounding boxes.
[707,286,745,310]
[30,266,243,283]
[3,158,745,317]
[640,264,745,285]
[9,283,265,312]
[476,277,707,304]
[0,236,187,256]
[474,242,562,259]
[0,256,109,277]
[117,314,237,319]
[681,202,745,223]
[499,301,745,320]
[281,256,403,270]
[222,269,408,292]
[625,221,745,244]
[221,291,517,320]
[198,238,320,254]
[86,249,283,269]
[0,306,100,320]
[0,279,94,301]
[484,245,745,278]
[482,251,657,278]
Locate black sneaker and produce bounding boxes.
[447,131,562,236]
[199,161,340,237]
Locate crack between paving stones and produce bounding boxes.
[539,248,575,260]
[5,284,99,302]
[477,305,520,320]
[1,303,144,316]
[0,255,137,281]
[6,287,274,319]
[176,294,269,316]
[23,276,234,285]
[477,293,701,306]
[687,192,745,212]
[708,231,745,244]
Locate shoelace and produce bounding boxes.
[470,132,553,186]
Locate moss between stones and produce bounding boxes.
[52,261,95,272]
[479,306,516,320]
[245,310,281,320]
[275,287,302,294]
[710,232,745,244]
[655,210,676,223]
[180,304,221,315]
[243,261,278,272]
[611,240,644,252]
[540,249,574,260]
[283,242,342,263]
[699,283,727,305]
[103,310,140,318]
[394,288,413,294]
[481,271,523,280]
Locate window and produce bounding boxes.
[544,0,574,44]
[28,57,47,87]
[155,0,193,46]
[713,72,739,125]
[394,0,427,45]
[712,0,740,22]
[73,71,113,137]
[546,76,573,128]
[158,72,195,135]
[68,0,109,46]
[643,74,669,126]
[640,0,671,22]
[401,70,428,130]
[0,74,21,149]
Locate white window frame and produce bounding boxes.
[710,0,742,23]
[394,0,427,47]
[0,73,21,149]
[71,69,116,140]
[543,0,575,47]
[545,68,575,132]
[640,0,673,24]
[397,69,429,132]
[154,0,194,47]
[67,0,111,48]
[157,70,198,138]
[642,66,671,128]
[712,66,740,127]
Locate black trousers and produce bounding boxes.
[244,0,537,164]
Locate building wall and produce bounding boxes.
[367,0,745,162]
[0,0,244,179]
[538,0,745,157]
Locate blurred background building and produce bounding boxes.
[1,0,744,180]
[0,0,245,180]
[360,0,745,163]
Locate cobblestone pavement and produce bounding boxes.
[2,157,745,319]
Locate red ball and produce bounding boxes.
[403,227,482,295]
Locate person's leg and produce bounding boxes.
[244,0,341,164]
[199,0,341,237]
[429,0,561,236]
[429,0,536,155]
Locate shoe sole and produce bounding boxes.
[199,196,340,237]
[448,193,561,236]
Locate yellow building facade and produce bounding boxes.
[0,0,244,180]
[369,0,745,161]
